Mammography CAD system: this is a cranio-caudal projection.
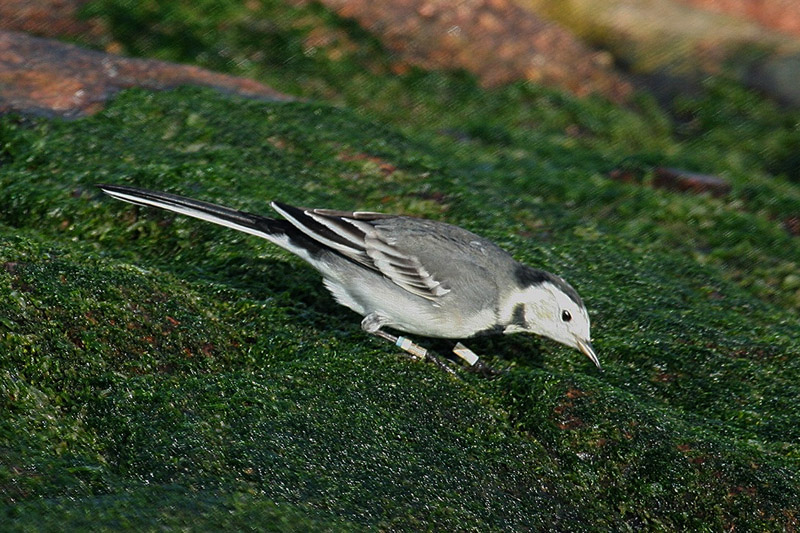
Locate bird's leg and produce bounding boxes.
[360,314,455,375]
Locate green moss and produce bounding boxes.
[2,84,798,530]
[5,486,363,532]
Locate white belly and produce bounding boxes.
[323,277,494,339]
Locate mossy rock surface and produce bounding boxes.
[2,0,800,529]
[1,85,798,531]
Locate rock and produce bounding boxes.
[676,0,800,39]
[522,0,800,106]
[0,30,291,118]
[783,216,800,237]
[653,167,732,197]
[0,0,103,39]
[306,0,632,102]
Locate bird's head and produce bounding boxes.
[502,265,600,369]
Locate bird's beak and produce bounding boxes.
[576,338,602,370]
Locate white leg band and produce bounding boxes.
[396,336,428,358]
[453,342,479,366]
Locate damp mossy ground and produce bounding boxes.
[1,1,799,529]
[1,86,798,531]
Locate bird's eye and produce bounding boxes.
[561,310,572,322]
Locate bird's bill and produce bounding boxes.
[576,338,602,370]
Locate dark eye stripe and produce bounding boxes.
[561,310,572,322]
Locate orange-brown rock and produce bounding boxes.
[308,0,632,102]
[0,30,291,117]
[0,0,102,39]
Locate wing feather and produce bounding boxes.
[271,202,450,301]
[271,202,367,259]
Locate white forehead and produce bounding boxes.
[519,281,586,315]
[551,285,584,311]
[546,281,591,326]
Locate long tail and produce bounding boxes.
[96,185,323,260]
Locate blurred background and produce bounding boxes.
[3,0,800,114]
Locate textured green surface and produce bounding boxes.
[2,0,800,530]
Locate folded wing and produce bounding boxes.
[271,202,451,301]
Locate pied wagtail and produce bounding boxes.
[98,185,601,373]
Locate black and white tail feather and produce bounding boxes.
[100,185,449,302]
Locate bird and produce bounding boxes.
[97,184,601,372]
